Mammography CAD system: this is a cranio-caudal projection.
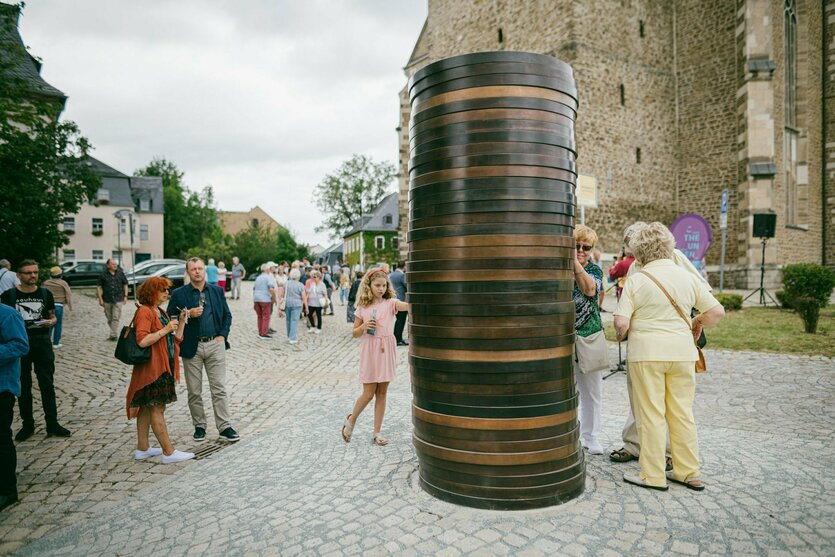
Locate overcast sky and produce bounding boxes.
[18,1,427,248]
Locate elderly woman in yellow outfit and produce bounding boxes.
[613,222,724,491]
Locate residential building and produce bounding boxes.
[314,243,344,269]
[218,206,283,236]
[343,192,400,270]
[60,157,164,267]
[398,0,831,288]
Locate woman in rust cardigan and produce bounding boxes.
[127,276,193,464]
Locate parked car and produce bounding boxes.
[60,260,107,286]
[128,263,186,296]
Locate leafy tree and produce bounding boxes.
[232,226,278,275]
[0,4,101,266]
[276,227,309,262]
[312,154,396,241]
[0,2,100,266]
[135,157,223,258]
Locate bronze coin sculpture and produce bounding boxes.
[408,51,582,510]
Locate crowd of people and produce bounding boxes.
[0,218,726,513]
[0,253,410,513]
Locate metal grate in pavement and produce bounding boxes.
[191,440,229,460]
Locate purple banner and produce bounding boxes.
[670,213,713,262]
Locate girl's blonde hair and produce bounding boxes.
[356,267,396,308]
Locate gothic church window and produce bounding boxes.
[784,0,798,225]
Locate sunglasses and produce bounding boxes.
[576,244,593,252]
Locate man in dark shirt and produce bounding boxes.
[96,259,128,340]
[389,261,408,346]
[0,260,71,442]
[169,258,238,443]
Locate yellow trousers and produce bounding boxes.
[629,361,700,487]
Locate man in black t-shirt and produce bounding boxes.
[96,259,128,340]
[0,260,71,442]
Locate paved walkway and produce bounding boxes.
[1,288,833,555]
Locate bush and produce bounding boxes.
[781,264,835,334]
[774,289,793,309]
[715,293,742,311]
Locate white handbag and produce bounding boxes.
[574,330,609,374]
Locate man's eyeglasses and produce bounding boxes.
[576,244,593,252]
[19,271,39,275]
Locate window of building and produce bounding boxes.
[92,250,104,261]
[120,218,127,234]
[636,147,641,164]
[619,84,625,106]
[383,214,393,225]
[784,0,797,129]
[498,28,503,44]
[96,188,110,203]
[92,218,104,234]
[63,216,75,231]
[251,218,259,228]
[784,0,798,225]
[112,250,122,263]
[375,236,385,250]
[62,249,75,261]
[139,199,150,212]
[639,20,645,38]
[391,237,400,250]
[140,224,149,241]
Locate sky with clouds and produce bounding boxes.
[18,1,427,248]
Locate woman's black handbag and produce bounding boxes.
[114,317,151,365]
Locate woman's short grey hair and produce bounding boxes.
[630,221,675,264]
[622,221,647,257]
[289,269,301,281]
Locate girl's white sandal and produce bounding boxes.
[341,414,353,443]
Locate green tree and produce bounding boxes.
[276,228,309,262]
[134,157,223,258]
[232,226,278,275]
[0,2,100,266]
[312,154,396,241]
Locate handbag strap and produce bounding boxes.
[641,271,698,348]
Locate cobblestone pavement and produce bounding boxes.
[2,288,834,556]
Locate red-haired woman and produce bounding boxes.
[126,277,193,463]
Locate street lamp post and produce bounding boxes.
[113,209,135,300]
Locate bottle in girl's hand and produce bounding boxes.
[367,309,377,336]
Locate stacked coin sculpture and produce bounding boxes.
[407,51,582,510]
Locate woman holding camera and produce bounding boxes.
[126,276,193,464]
[572,225,609,455]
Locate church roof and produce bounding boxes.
[0,3,67,105]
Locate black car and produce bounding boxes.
[61,260,107,286]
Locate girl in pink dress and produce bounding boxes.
[341,268,409,446]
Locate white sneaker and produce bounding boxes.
[314,329,321,334]
[289,340,298,345]
[162,450,195,464]
[585,443,605,455]
[53,344,62,348]
[134,447,163,460]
